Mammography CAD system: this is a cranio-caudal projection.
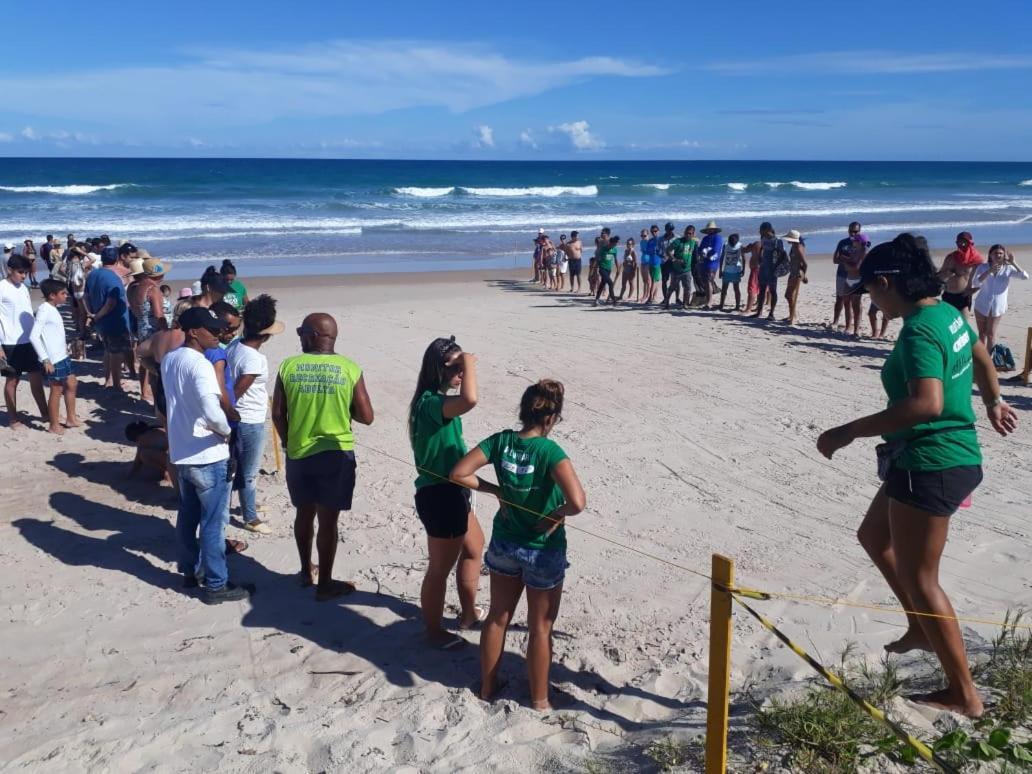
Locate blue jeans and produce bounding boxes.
[235,422,266,524]
[176,458,231,590]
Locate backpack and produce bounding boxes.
[772,239,790,277]
[991,343,1016,372]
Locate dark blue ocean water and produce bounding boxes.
[2,158,1031,279]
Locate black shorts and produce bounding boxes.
[1,343,41,375]
[941,291,971,312]
[101,330,133,354]
[568,258,582,278]
[415,482,472,539]
[286,450,356,511]
[885,465,983,516]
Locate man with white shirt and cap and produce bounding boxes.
[162,306,253,604]
[1,255,48,428]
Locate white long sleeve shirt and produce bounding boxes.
[29,301,68,364]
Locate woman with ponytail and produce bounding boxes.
[409,337,485,648]
[818,233,1017,717]
[220,260,249,313]
[451,379,586,710]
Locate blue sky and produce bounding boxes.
[2,0,1031,160]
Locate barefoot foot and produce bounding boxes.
[908,687,984,718]
[885,628,933,654]
[47,424,64,435]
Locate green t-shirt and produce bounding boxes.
[881,302,981,471]
[411,390,467,489]
[669,238,696,273]
[598,247,617,273]
[477,429,569,550]
[224,279,247,312]
[278,352,363,459]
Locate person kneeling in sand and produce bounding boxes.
[126,420,177,489]
[272,313,375,600]
[451,379,585,711]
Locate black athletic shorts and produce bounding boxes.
[415,482,472,539]
[286,450,356,511]
[941,291,971,312]
[1,343,41,375]
[568,258,582,278]
[885,464,982,516]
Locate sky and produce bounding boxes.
[2,0,1032,160]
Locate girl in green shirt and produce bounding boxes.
[451,379,586,711]
[408,337,485,649]
[818,233,1018,718]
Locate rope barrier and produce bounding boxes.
[729,591,956,774]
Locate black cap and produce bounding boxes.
[850,241,906,295]
[118,242,137,257]
[664,222,675,232]
[178,306,229,332]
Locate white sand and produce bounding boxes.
[2,259,1031,772]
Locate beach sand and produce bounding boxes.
[2,256,1031,772]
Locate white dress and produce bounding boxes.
[972,264,1029,317]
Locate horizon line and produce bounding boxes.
[1,156,1031,164]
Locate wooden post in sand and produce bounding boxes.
[1021,327,1032,386]
[268,399,282,474]
[705,554,734,774]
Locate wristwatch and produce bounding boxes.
[984,396,1003,409]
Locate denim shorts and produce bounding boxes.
[484,537,569,590]
[46,357,74,385]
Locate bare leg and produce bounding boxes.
[849,297,862,336]
[733,282,742,309]
[422,534,465,644]
[985,315,1001,354]
[480,572,524,701]
[974,311,989,348]
[63,375,79,426]
[293,503,318,577]
[526,583,563,710]
[28,371,47,418]
[889,499,983,717]
[869,309,879,338]
[456,512,484,626]
[832,295,844,326]
[856,487,928,651]
[315,505,342,595]
[4,376,24,429]
[47,384,64,434]
[719,281,729,309]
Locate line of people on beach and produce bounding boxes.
[529,223,1028,348]
[0,225,1025,717]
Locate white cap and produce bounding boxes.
[191,280,202,296]
[538,228,544,234]
[2,242,13,251]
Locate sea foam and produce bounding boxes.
[727,182,748,192]
[1019,179,1032,186]
[0,183,131,195]
[393,187,455,197]
[638,183,672,190]
[789,181,847,190]
[460,185,598,197]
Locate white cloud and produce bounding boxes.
[0,41,666,135]
[707,51,1032,76]
[549,120,604,151]
[473,124,494,148]
[519,129,537,149]
[21,126,38,140]
[0,132,12,143]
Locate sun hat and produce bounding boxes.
[136,248,153,260]
[781,229,803,243]
[702,220,722,234]
[178,287,194,299]
[142,257,171,277]
[128,258,146,275]
[259,320,286,336]
[178,306,229,332]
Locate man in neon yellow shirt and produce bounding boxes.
[272,313,374,601]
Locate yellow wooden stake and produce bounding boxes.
[705,554,734,774]
[1020,326,1032,386]
[268,399,282,474]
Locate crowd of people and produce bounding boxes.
[0,223,1025,716]
[530,223,1028,345]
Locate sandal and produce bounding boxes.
[438,635,468,651]
[315,579,357,601]
[458,606,487,631]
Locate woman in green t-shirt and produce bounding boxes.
[408,337,485,649]
[220,260,249,313]
[451,379,586,711]
[818,233,1018,718]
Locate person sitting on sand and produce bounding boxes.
[781,230,808,325]
[272,313,375,600]
[717,233,745,312]
[125,420,177,489]
[451,379,586,711]
[29,279,79,434]
[162,307,250,604]
[818,233,1018,718]
[409,337,485,648]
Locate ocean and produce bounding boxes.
[2,158,1032,280]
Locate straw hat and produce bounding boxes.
[258,320,286,336]
[136,248,153,261]
[142,257,172,277]
[128,258,146,275]
[702,221,721,234]
[781,229,803,243]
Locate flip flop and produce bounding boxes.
[438,635,468,651]
[458,606,487,631]
[315,579,356,601]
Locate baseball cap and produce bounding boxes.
[178,306,229,332]
[3,242,14,251]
